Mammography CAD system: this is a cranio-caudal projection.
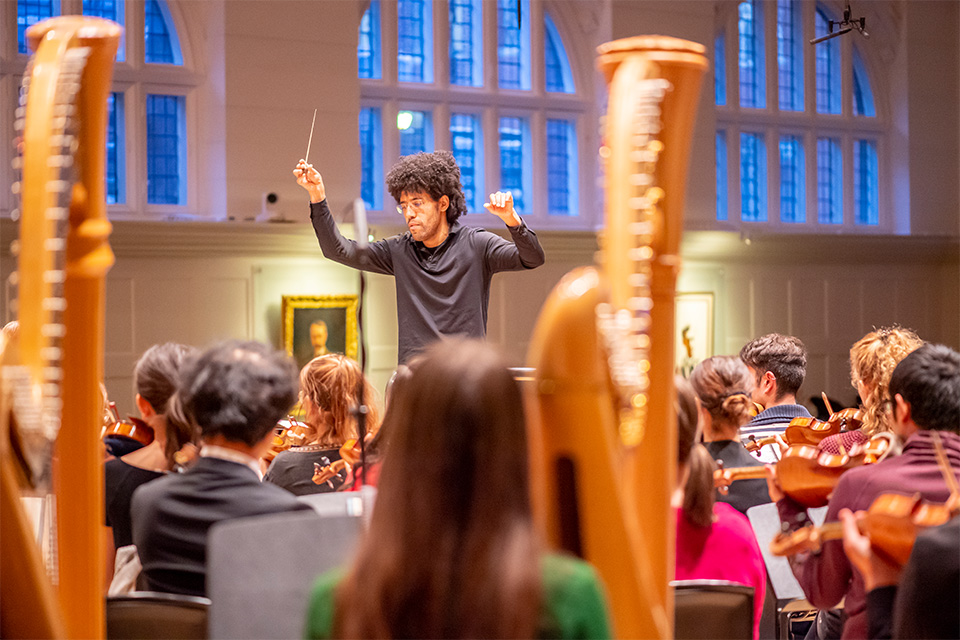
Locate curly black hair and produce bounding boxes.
[385,150,466,224]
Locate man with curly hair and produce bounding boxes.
[294,151,545,364]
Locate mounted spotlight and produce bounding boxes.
[810,2,868,45]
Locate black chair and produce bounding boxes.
[106,591,210,640]
[672,580,754,640]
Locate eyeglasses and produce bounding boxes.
[396,199,426,215]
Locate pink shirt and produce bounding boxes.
[675,503,767,640]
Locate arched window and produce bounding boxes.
[716,0,885,231]
[6,0,197,214]
[356,0,589,228]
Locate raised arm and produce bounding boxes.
[481,191,545,271]
[293,161,393,275]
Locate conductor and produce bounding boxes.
[294,151,545,364]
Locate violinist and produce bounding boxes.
[739,334,814,462]
[104,343,196,554]
[816,326,922,457]
[690,356,772,515]
[841,510,959,639]
[263,354,381,495]
[768,344,960,639]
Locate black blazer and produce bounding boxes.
[131,456,311,597]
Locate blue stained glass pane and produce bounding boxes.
[544,14,573,93]
[817,137,842,223]
[399,110,431,156]
[499,117,526,213]
[854,139,878,225]
[359,107,382,210]
[779,135,805,223]
[853,48,876,117]
[17,0,57,54]
[83,0,125,61]
[715,34,726,106]
[145,0,183,65]
[815,10,841,114]
[547,119,575,215]
[740,132,767,221]
[398,0,426,82]
[146,94,185,205]
[716,131,728,221]
[738,1,765,109]
[106,92,125,204]
[451,114,480,211]
[497,0,528,90]
[449,0,480,86]
[777,0,803,111]
[358,0,381,80]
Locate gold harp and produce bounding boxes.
[1,16,120,639]
[526,37,707,638]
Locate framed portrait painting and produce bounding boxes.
[281,295,358,369]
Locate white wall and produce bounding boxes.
[2,0,958,418]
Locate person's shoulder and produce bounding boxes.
[540,553,611,639]
[712,502,757,539]
[305,567,348,640]
[541,553,603,597]
[130,470,179,509]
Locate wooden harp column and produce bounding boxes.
[2,16,120,639]
[526,37,707,639]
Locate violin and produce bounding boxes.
[744,407,866,454]
[312,458,348,488]
[716,435,888,508]
[100,402,155,448]
[770,492,957,564]
[262,416,311,463]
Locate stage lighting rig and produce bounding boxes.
[810,3,868,45]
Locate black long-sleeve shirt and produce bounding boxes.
[310,200,545,364]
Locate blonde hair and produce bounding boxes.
[849,326,923,436]
[299,354,380,445]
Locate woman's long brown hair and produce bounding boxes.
[333,340,541,638]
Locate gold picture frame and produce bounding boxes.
[281,295,358,369]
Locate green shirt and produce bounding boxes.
[304,553,611,639]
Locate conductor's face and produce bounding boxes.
[398,192,449,247]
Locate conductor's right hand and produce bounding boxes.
[294,160,326,204]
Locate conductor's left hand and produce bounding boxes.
[484,191,521,227]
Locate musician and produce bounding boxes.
[769,343,960,639]
[263,354,380,495]
[131,341,311,597]
[817,326,922,456]
[739,333,813,462]
[689,356,771,514]
[841,511,959,639]
[304,340,610,638]
[104,343,196,552]
[293,150,546,364]
[673,376,767,640]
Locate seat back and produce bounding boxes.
[106,592,210,640]
[672,580,754,640]
[297,486,376,525]
[207,510,362,640]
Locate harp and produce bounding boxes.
[526,36,707,638]
[1,16,120,639]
